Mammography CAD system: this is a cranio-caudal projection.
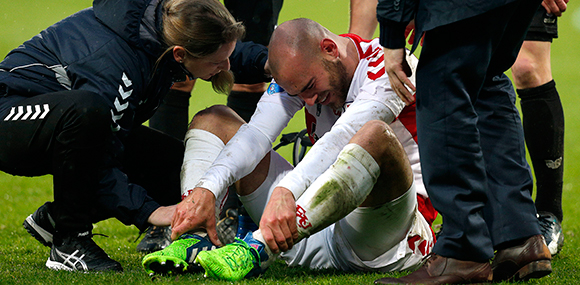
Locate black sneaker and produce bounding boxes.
[136,226,172,253]
[23,202,55,247]
[46,231,123,272]
[538,211,564,256]
[216,207,238,245]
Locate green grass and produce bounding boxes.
[1,0,580,284]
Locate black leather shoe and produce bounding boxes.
[374,254,492,284]
[492,234,552,282]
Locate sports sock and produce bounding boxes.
[148,89,191,139]
[180,129,225,200]
[226,91,262,122]
[518,80,564,222]
[294,143,380,239]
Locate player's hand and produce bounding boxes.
[259,187,299,254]
[170,187,222,246]
[383,47,416,105]
[147,205,177,226]
[542,0,568,17]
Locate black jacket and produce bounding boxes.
[377,0,517,49]
[0,0,268,134]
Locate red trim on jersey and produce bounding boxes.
[417,194,437,227]
[368,67,385,81]
[304,108,317,144]
[396,103,418,143]
[340,33,374,60]
[417,194,438,244]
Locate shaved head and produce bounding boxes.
[268,18,331,78]
[266,18,357,109]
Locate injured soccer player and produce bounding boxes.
[142,18,438,280]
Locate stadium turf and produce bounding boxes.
[1,0,579,284]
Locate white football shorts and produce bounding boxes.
[238,150,434,272]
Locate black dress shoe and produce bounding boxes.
[374,254,492,284]
[492,234,552,282]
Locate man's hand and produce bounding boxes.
[383,47,416,105]
[542,0,569,17]
[148,205,177,226]
[259,187,299,254]
[171,187,222,246]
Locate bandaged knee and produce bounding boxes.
[180,129,225,199]
[294,143,380,240]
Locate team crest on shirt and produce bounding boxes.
[267,82,284,95]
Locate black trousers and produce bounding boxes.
[415,0,543,261]
[0,90,182,233]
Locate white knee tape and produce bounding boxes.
[180,129,225,199]
[295,143,380,239]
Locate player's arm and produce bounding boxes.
[260,96,404,253]
[171,85,302,240]
[196,88,303,196]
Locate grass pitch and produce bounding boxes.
[1,0,580,284]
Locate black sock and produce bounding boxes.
[518,80,564,222]
[227,91,263,122]
[148,89,191,140]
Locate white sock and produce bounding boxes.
[251,230,278,270]
[180,129,225,199]
[294,143,380,239]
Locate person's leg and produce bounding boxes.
[511,10,564,226]
[224,0,282,46]
[284,122,433,272]
[179,104,275,224]
[196,121,426,280]
[142,80,194,252]
[148,79,195,140]
[1,91,125,271]
[348,0,378,39]
[122,125,183,206]
[476,74,539,246]
[1,91,113,233]
[147,89,192,139]
[141,105,280,275]
[416,0,543,260]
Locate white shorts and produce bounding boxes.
[239,150,434,272]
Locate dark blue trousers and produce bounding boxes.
[415,0,543,261]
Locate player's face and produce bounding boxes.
[283,58,350,110]
[183,41,235,81]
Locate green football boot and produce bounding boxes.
[142,232,216,276]
[195,232,271,281]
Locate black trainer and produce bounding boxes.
[46,231,123,272]
[538,211,564,256]
[23,202,55,247]
[136,226,172,253]
[216,207,238,245]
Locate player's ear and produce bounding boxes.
[173,46,187,63]
[320,38,338,58]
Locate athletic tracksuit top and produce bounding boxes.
[0,0,269,136]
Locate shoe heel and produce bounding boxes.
[23,215,53,247]
[514,259,552,281]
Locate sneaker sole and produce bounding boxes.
[143,255,201,275]
[46,258,77,271]
[23,214,53,247]
[46,258,123,272]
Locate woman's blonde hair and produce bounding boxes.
[161,0,245,94]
